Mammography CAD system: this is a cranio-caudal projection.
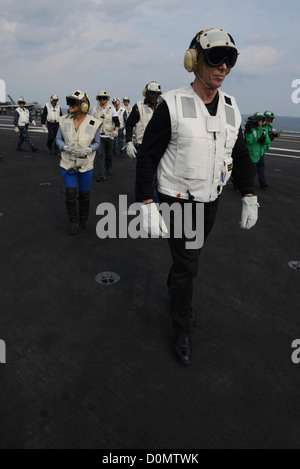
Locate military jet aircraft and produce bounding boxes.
[0,80,42,112]
[1,95,43,112]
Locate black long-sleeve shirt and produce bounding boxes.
[125,103,140,143]
[136,93,254,201]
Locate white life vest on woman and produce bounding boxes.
[157,85,241,203]
[59,114,100,173]
[92,104,114,136]
[46,103,61,123]
[135,100,154,144]
[16,107,30,126]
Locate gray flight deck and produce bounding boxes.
[0,116,300,449]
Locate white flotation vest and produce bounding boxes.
[157,85,241,202]
[116,107,125,129]
[124,105,132,120]
[59,114,100,172]
[16,107,30,126]
[92,104,114,136]
[46,102,61,123]
[135,100,154,144]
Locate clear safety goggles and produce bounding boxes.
[203,46,238,68]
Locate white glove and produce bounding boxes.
[42,125,48,133]
[72,146,92,158]
[14,127,19,133]
[141,203,168,238]
[32,120,36,126]
[63,143,75,153]
[240,196,259,230]
[126,141,137,159]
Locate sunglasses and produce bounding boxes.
[66,97,80,107]
[203,46,238,68]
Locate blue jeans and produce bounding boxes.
[17,125,34,149]
[113,128,125,155]
[94,137,113,178]
[257,155,267,187]
[252,156,267,187]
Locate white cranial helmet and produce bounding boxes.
[96,90,110,101]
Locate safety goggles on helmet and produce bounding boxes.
[66,97,81,107]
[203,46,238,68]
[147,91,160,98]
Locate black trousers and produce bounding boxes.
[158,193,219,336]
[47,122,59,152]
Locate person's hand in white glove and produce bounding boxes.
[14,127,19,133]
[72,146,92,158]
[31,120,36,126]
[126,141,137,159]
[62,143,75,153]
[42,125,48,133]
[240,196,260,229]
[141,202,168,238]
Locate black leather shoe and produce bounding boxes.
[174,335,191,365]
[31,146,39,152]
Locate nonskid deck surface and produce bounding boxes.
[0,117,300,449]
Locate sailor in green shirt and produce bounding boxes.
[245,112,271,188]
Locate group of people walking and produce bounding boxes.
[12,27,272,365]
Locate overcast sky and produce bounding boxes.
[1,0,300,117]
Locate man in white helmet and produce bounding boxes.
[136,28,259,365]
[122,96,132,124]
[125,81,162,160]
[41,94,63,155]
[13,98,38,152]
[92,91,120,182]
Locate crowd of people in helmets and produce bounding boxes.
[11,83,162,235]
[243,110,277,189]
[9,25,277,365]
[11,81,277,240]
